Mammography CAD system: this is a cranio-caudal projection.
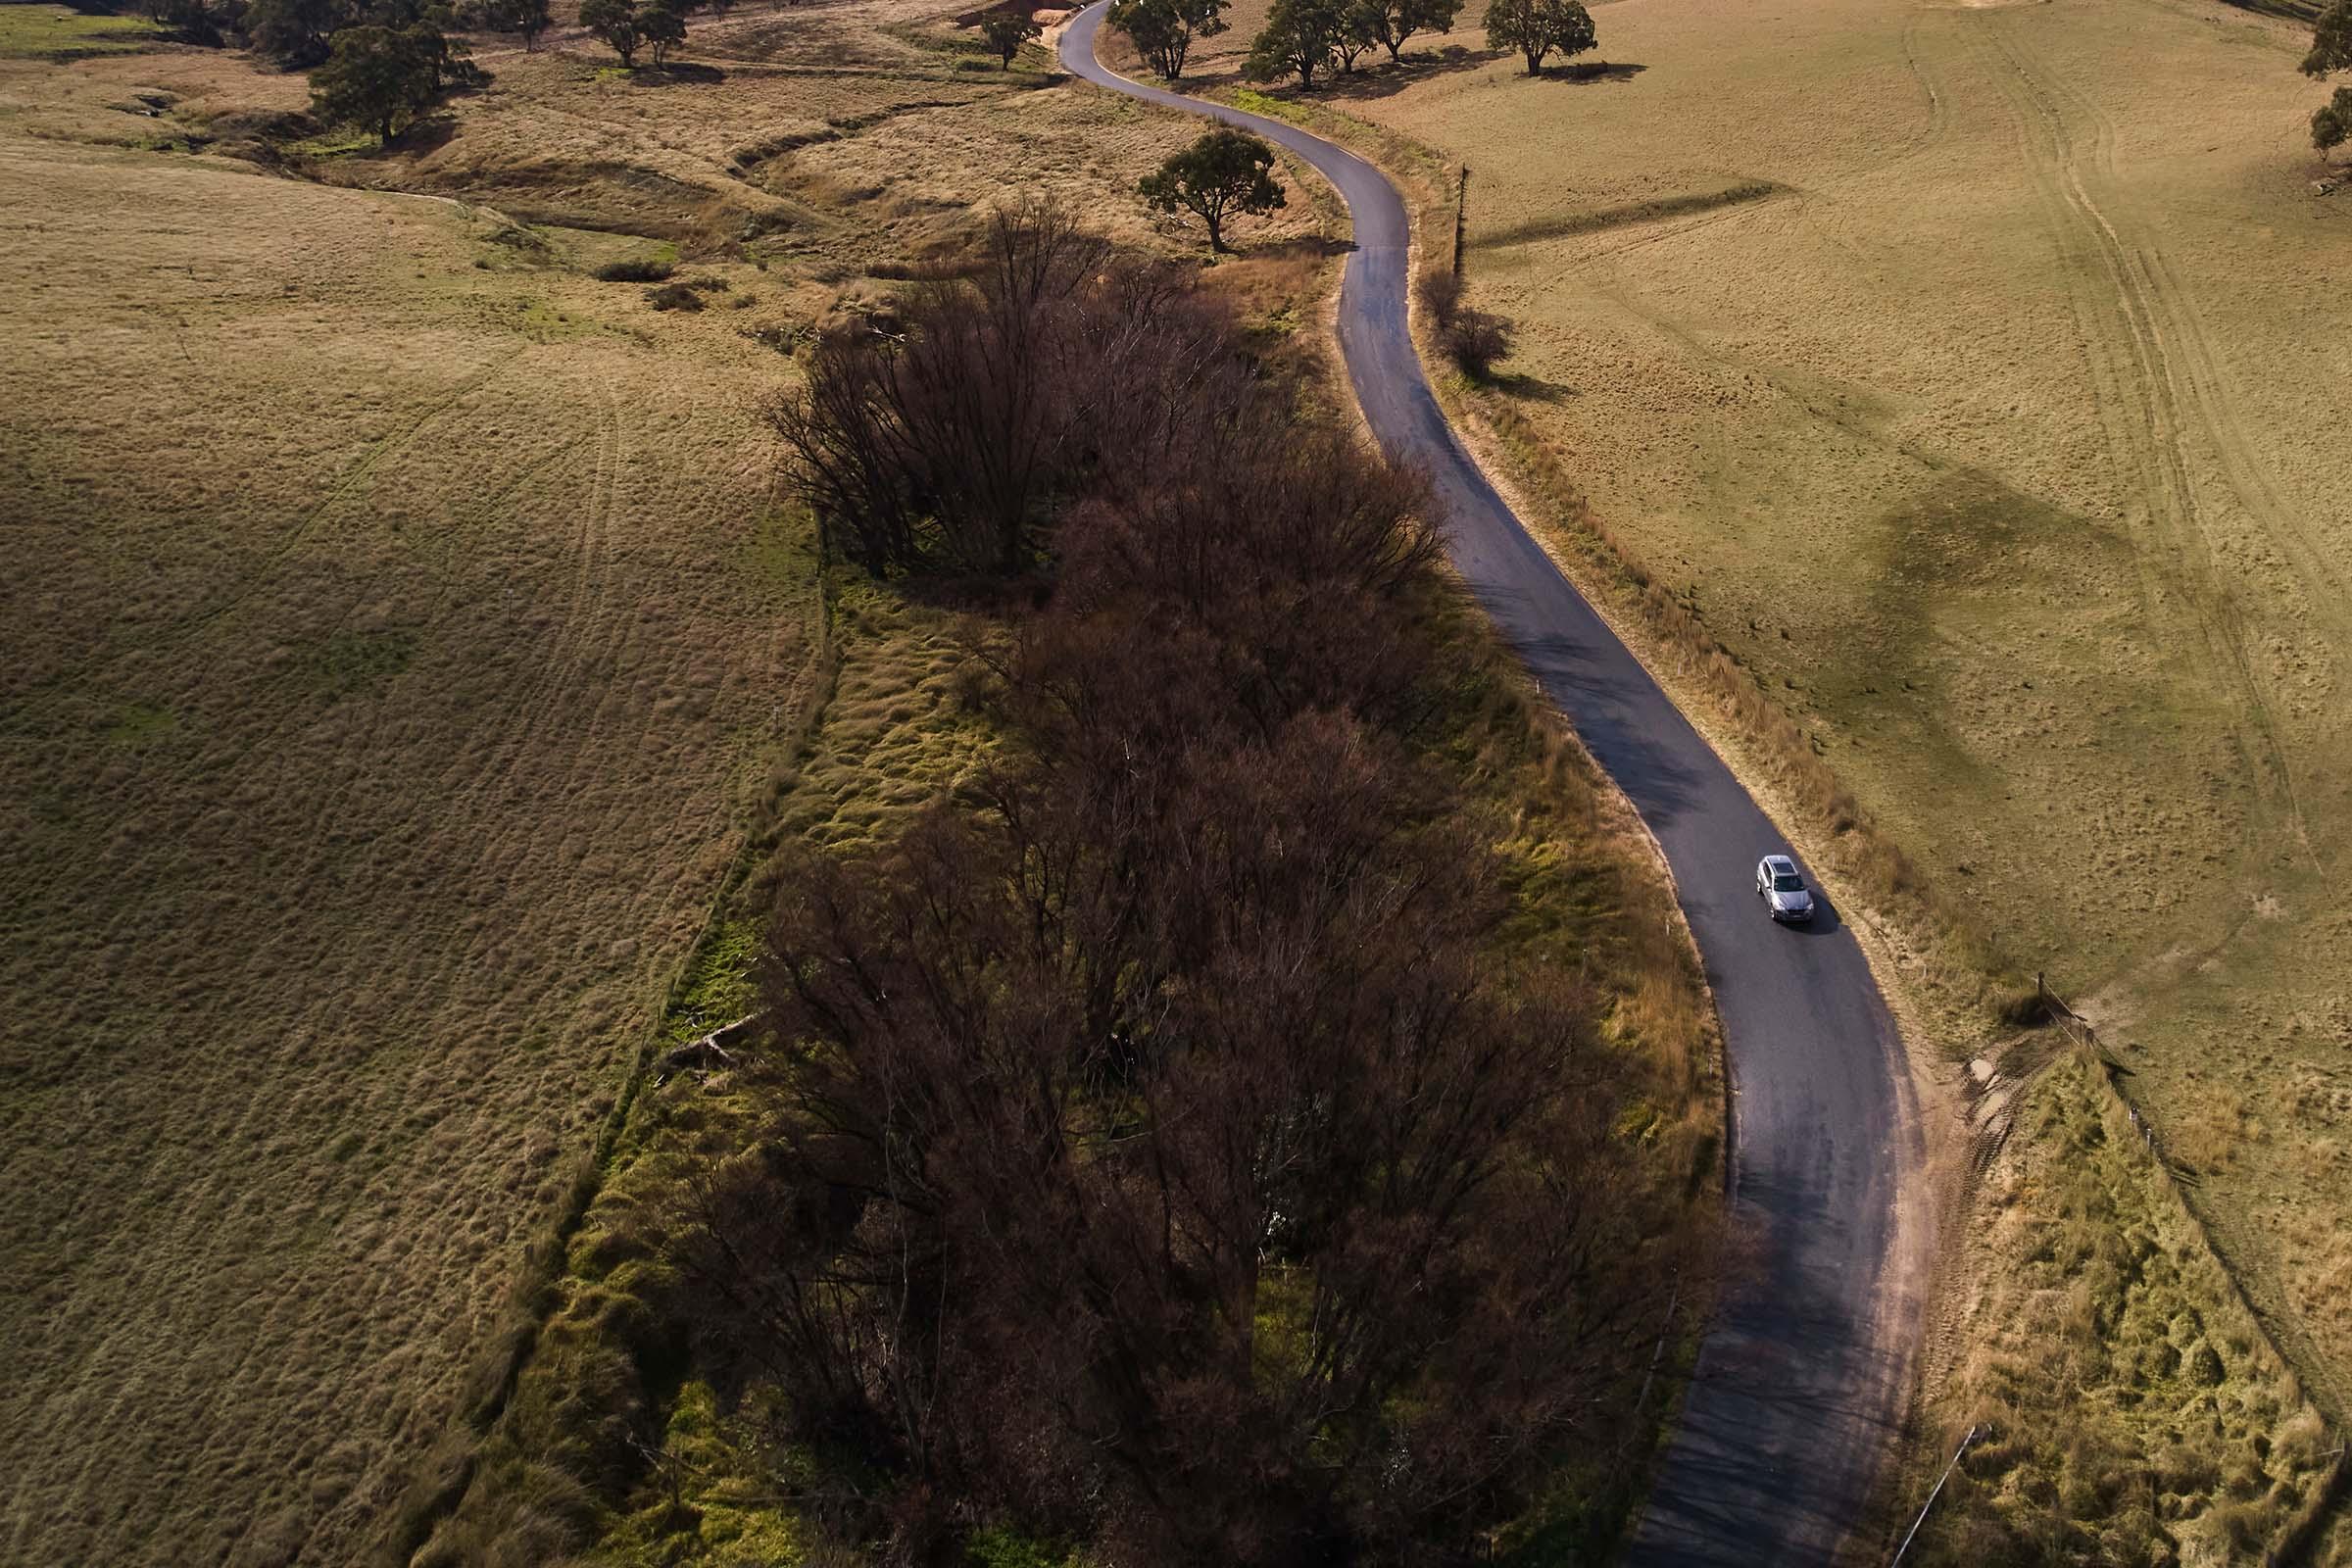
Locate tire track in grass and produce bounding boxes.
[375,363,625,1076]
[1998,17,2351,660]
[155,362,512,652]
[440,371,621,832]
[3,360,527,939]
[1967,13,2319,874]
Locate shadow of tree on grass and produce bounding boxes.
[1318,42,1507,100]
[625,61,728,85]
[1482,368,1577,402]
[1536,57,1646,82]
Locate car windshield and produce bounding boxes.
[1773,872,1806,892]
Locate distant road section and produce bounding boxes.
[1058,9,1929,1562]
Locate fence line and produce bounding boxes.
[2034,971,2176,1172]
[2030,971,2348,1566]
[1888,1425,1977,1568]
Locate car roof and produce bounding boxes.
[1763,855,1799,873]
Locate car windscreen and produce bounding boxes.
[1773,873,1805,891]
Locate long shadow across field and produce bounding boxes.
[1058,9,1929,1563]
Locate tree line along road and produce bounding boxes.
[1057,7,1932,1562]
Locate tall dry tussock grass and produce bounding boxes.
[1912,1049,2342,1564]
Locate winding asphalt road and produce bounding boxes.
[1058,11,1929,1563]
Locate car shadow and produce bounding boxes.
[1780,893,1844,938]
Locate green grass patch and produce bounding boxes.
[1231,86,1312,124]
[660,917,760,1047]
[509,297,602,341]
[0,5,161,58]
[1912,1053,2338,1564]
[302,628,417,701]
[964,1526,1077,1568]
[766,571,1001,855]
[104,700,177,749]
[285,125,381,158]
[591,1381,809,1568]
[739,507,815,597]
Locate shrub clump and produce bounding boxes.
[594,257,674,283]
[1418,267,1514,380]
[770,201,1260,578]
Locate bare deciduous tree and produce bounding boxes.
[693,242,1700,1557]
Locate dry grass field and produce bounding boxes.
[0,137,826,1565]
[1163,0,2352,1440]
[0,1,1319,1560]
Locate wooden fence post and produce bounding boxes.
[1453,166,1470,277]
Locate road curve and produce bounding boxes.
[1058,11,1927,1563]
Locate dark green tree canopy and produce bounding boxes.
[1353,0,1459,61]
[1107,0,1228,80]
[579,0,643,62]
[1243,0,1348,88]
[399,10,474,90]
[468,0,550,47]
[307,23,433,139]
[2305,0,2351,78]
[979,10,1040,67]
[1139,126,1287,252]
[135,0,245,48]
[639,0,684,66]
[1484,0,1594,74]
[2299,0,2350,154]
[245,0,347,66]
[2316,84,2351,153]
[1334,0,1376,72]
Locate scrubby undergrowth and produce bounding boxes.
[1913,1052,2339,1567]
[419,210,1724,1568]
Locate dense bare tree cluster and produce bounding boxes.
[689,208,1698,1565]
[770,208,1259,577]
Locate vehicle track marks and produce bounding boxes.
[435,372,621,875]
[1968,13,2324,873]
[157,363,510,651]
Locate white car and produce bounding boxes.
[1755,855,1815,923]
